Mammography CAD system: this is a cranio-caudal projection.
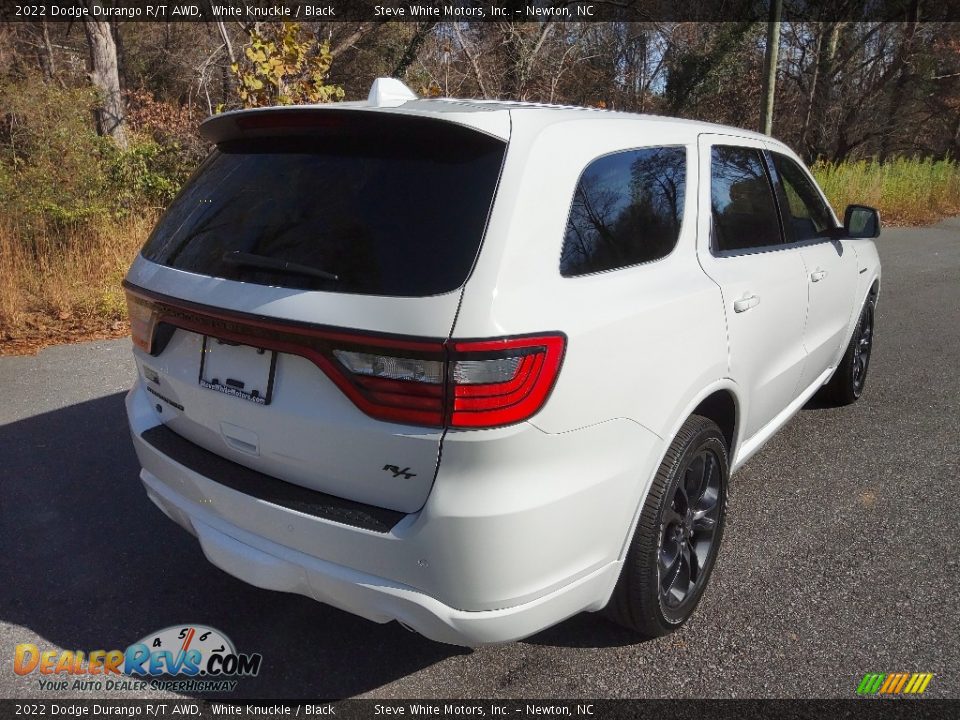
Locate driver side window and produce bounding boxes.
[770,153,836,242]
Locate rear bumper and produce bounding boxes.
[140,468,619,646]
[126,381,662,646]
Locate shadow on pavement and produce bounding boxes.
[523,612,645,649]
[0,392,463,698]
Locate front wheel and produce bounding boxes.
[819,293,876,406]
[605,415,728,638]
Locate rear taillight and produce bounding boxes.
[124,284,565,429]
[328,334,566,429]
[329,347,447,427]
[447,336,566,428]
[125,290,159,354]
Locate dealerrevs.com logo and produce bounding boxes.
[14,625,262,693]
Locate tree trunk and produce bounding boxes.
[952,113,960,159]
[878,0,921,162]
[217,20,236,101]
[393,22,436,79]
[453,24,489,99]
[40,21,56,80]
[799,30,823,162]
[807,22,842,162]
[82,10,127,149]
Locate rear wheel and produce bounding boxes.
[606,415,728,638]
[819,293,876,406]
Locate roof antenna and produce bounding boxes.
[368,78,418,108]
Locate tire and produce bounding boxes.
[605,414,728,638]
[818,293,876,407]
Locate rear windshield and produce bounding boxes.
[141,116,506,297]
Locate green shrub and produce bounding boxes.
[0,73,199,237]
[0,75,116,236]
[109,140,188,210]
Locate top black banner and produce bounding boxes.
[3,0,960,23]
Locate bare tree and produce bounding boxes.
[805,22,842,161]
[878,0,921,161]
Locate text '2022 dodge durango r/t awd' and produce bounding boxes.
[123,78,881,646]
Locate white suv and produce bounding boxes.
[124,79,881,646]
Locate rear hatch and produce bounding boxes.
[125,109,508,513]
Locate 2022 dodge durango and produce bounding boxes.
[123,78,881,646]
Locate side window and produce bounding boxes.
[560,146,686,277]
[710,146,783,253]
[770,152,836,242]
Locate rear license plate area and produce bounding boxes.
[199,336,277,405]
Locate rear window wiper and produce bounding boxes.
[221,251,339,282]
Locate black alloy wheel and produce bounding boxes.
[658,446,723,616]
[819,291,878,406]
[851,300,874,397]
[605,414,729,638]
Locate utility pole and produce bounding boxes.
[759,0,782,136]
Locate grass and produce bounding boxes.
[0,214,155,354]
[1,157,959,354]
[812,156,960,226]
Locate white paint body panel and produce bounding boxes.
[124,98,881,646]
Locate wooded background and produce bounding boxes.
[4,17,960,163]
[1,14,959,350]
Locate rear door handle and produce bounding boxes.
[733,294,760,313]
[810,270,827,282]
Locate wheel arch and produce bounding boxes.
[839,273,881,361]
[615,379,742,564]
[691,390,738,460]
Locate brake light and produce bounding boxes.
[447,336,566,428]
[125,290,159,353]
[330,347,447,427]
[328,334,566,429]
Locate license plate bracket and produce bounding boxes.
[198,336,277,405]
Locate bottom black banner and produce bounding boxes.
[2,700,958,720]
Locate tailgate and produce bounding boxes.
[127,292,449,514]
[124,110,507,514]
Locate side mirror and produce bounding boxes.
[844,204,881,239]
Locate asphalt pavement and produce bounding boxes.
[1,219,958,699]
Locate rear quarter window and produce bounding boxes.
[560,146,686,277]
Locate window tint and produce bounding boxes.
[560,147,686,277]
[710,146,782,252]
[770,153,836,242]
[141,116,506,297]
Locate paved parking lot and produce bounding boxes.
[1,219,958,699]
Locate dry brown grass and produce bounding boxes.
[0,214,155,354]
[812,157,960,226]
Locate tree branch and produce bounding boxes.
[453,23,489,99]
